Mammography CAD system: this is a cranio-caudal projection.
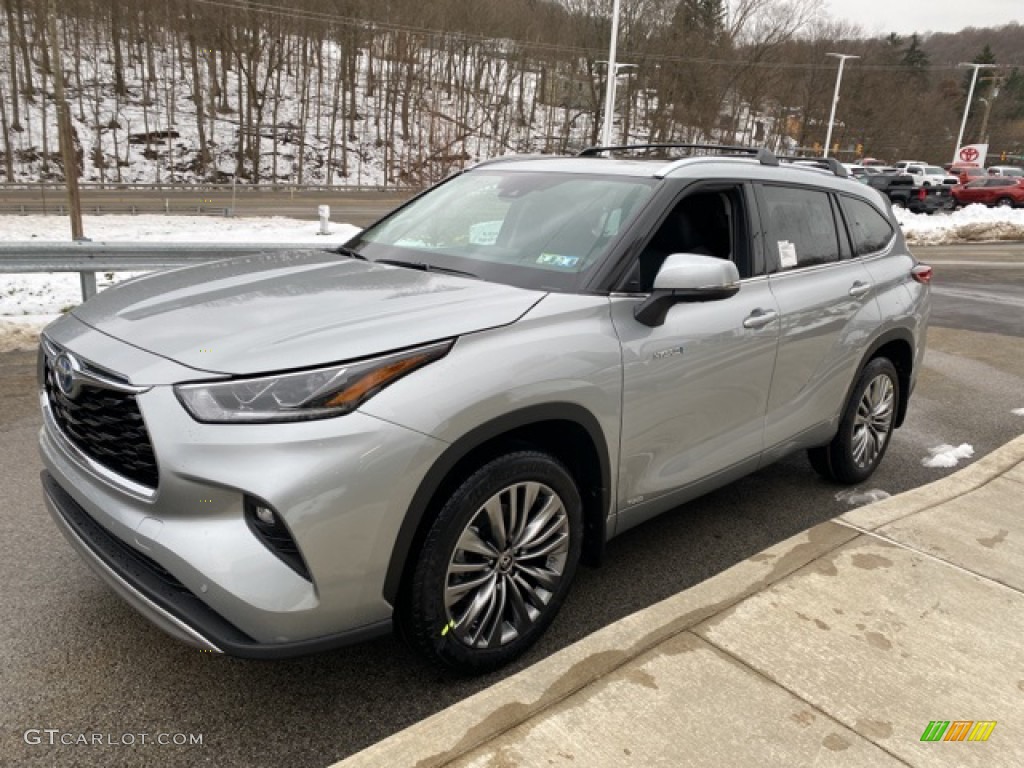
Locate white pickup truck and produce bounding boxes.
[901,163,959,187]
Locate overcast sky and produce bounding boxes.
[820,0,1022,36]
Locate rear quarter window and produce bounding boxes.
[842,197,895,256]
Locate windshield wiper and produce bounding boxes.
[375,258,480,280]
[334,244,367,260]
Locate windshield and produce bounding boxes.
[924,166,945,175]
[348,170,657,291]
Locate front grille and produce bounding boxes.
[44,357,159,488]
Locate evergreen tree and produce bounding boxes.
[900,34,928,72]
[1003,69,1024,121]
[962,45,997,118]
[672,0,727,42]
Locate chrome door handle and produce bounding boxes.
[742,308,779,329]
[849,281,873,298]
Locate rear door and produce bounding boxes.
[755,183,882,459]
[985,177,1017,204]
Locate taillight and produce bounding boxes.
[912,264,932,284]
[917,187,927,200]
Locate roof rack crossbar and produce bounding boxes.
[578,142,779,169]
[775,155,849,179]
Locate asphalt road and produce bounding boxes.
[2,244,1023,767]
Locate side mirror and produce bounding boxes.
[634,253,740,327]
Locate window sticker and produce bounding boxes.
[469,220,502,245]
[536,253,581,269]
[778,240,798,269]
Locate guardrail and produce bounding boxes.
[0,181,420,193]
[0,202,234,217]
[0,242,331,301]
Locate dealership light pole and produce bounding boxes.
[823,53,859,158]
[600,0,621,147]
[598,61,637,145]
[954,62,996,162]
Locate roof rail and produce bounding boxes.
[578,142,779,168]
[470,154,547,170]
[775,155,849,179]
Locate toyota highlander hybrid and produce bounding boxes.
[39,144,930,673]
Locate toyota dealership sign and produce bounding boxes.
[954,143,988,167]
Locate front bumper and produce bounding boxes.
[43,471,391,657]
[39,319,449,656]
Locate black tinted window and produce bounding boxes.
[843,197,895,256]
[987,178,1013,187]
[761,186,840,270]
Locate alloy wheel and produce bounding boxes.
[443,481,570,649]
[851,374,895,469]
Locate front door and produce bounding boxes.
[610,184,779,530]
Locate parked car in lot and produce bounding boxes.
[864,174,954,213]
[987,165,1024,178]
[950,165,987,185]
[39,144,931,673]
[842,163,869,179]
[901,164,959,187]
[952,176,1024,208]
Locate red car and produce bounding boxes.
[952,177,1024,208]
[949,165,987,185]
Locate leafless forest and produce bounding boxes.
[1,0,1023,187]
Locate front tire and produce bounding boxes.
[996,197,1013,208]
[808,357,900,485]
[402,451,583,673]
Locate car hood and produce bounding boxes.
[71,250,545,375]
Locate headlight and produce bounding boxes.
[175,341,452,423]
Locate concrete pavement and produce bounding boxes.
[335,433,1024,768]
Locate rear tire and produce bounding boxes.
[996,197,1013,208]
[808,357,900,485]
[401,451,583,674]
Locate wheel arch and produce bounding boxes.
[383,403,612,606]
[859,329,916,428]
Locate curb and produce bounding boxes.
[332,523,857,768]
[331,433,1024,768]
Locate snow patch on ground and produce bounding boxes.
[834,488,891,506]
[1012,408,1024,416]
[921,443,976,468]
[0,214,361,243]
[0,317,54,352]
[895,205,1024,245]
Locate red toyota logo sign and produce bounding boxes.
[959,147,980,162]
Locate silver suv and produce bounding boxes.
[39,145,930,673]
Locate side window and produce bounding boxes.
[842,197,895,256]
[631,185,750,291]
[760,185,840,271]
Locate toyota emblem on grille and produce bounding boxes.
[54,353,82,399]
